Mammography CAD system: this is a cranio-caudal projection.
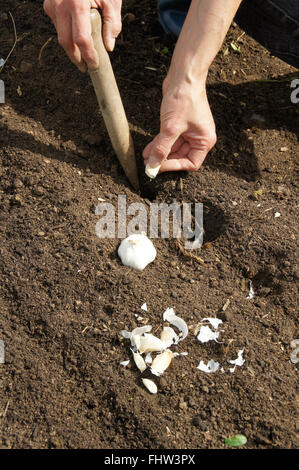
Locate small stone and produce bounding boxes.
[83,134,102,146]
[218,310,233,322]
[179,400,188,411]
[199,422,208,432]
[14,179,23,189]
[33,186,45,196]
[125,13,136,23]
[192,415,200,427]
[14,194,23,204]
[279,147,288,152]
[37,231,45,237]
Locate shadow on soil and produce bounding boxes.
[1,69,298,194]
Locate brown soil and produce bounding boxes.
[0,0,298,449]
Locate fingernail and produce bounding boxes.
[106,38,115,51]
[148,154,161,168]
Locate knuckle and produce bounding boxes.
[153,142,169,159]
[208,131,217,148]
[105,16,122,35]
[114,21,122,35]
[75,34,90,49]
[162,120,180,138]
[192,161,201,171]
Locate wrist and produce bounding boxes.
[163,62,207,97]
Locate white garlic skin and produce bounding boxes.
[118,234,156,271]
[145,163,161,179]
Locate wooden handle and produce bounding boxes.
[89,9,139,190]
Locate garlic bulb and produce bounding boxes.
[145,163,161,179]
[118,234,156,270]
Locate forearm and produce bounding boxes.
[167,0,242,86]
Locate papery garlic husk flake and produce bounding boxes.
[163,308,188,341]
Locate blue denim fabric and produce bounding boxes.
[157,0,299,68]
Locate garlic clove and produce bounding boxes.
[160,326,179,348]
[133,352,147,373]
[151,349,173,376]
[118,234,156,271]
[145,163,161,179]
[138,333,165,354]
[142,378,158,394]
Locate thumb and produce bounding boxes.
[101,2,122,51]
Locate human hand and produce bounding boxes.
[143,78,217,175]
[43,0,122,72]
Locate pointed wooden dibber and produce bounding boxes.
[88,9,139,190]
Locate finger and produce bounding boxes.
[101,2,122,51]
[147,125,182,168]
[56,12,85,72]
[71,8,99,70]
[159,148,208,173]
[143,135,185,169]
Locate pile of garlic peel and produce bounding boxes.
[121,308,188,394]
[118,234,156,271]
